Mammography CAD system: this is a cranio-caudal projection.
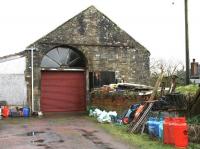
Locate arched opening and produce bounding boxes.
[40,47,86,113]
[41,47,86,69]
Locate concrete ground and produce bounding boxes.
[0,114,135,149]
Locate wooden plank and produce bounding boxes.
[128,70,164,133]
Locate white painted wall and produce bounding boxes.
[0,57,25,74]
[0,74,27,105]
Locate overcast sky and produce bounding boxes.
[0,0,199,73]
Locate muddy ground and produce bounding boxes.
[0,114,136,149]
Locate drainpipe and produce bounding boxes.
[26,46,36,112]
[31,47,34,112]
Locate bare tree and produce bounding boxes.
[150,58,185,87]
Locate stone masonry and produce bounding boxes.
[25,6,150,111]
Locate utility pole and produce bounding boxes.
[185,0,190,84]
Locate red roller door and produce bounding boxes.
[41,71,86,112]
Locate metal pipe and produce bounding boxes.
[185,0,190,84]
[31,47,34,112]
[26,47,36,112]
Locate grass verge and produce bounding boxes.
[87,116,200,149]
[100,123,173,149]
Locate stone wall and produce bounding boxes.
[25,43,149,111]
[80,45,150,84]
[24,6,150,111]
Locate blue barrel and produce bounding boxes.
[154,118,160,138]
[23,107,30,117]
[148,117,163,138]
[159,120,164,140]
[148,117,156,137]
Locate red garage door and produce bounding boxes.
[41,71,86,112]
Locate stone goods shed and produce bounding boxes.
[24,6,150,112]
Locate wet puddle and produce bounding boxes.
[27,131,45,136]
[0,135,8,139]
[31,139,45,143]
[58,139,64,143]
[19,130,64,148]
[36,144,52,149]
[78,129,113,149]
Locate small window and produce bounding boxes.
[89,71,115,90]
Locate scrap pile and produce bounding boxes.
[128,70,164,133]
[125,72,188,148]
[90,83,153,114]
[91,83,153,96]
[90,70,192,148]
